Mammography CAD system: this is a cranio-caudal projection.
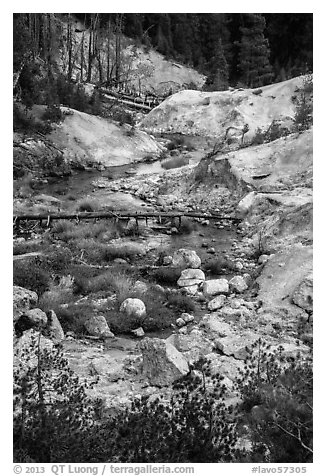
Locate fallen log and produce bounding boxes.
[13,210,241,223]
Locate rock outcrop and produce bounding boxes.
[140,337,189,386]
[172,248,201,269]
[13,286,38,323]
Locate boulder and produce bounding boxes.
[292,272,313,312]
[46,310,65,343]
[84,315,114,339]
[14,328,54,370]
[207,295,226,311]
[133,281,148,294]
[13,286,38,323]
[229,276,248,293]
[203,279,229,297]
[172,248,201,269]
[177,268,205,287]
[139,337,189,386]
[22,308,47,327]
[131,327,145,337]
[120,298,146,318]
[163,255,173,265]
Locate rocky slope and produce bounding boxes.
[140,76,305,138]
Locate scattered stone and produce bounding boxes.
[207,295,226,311]
[229,276,248,293]
[140,337,189,386]
[207,247,216,254]
[258,254,270,265]
[120,298,146,318]
[171,227,179,235]
[201,219,210,226]
[13,286,38,323]
[133,281,148,294]
[172,248,201,269]
[235,261,244,271]
[176,318,186,327]
[84,315,114,339]
[220,306,242,320]
[201,242,209,248]
[177,268,205,287]
[131,327,145,337]
[203,279,229,297]
[113,258,128,264]
[181,312,194,323]
[162,255,173,266]
[182,285,198,295]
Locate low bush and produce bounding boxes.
[151,266,182,285]
[235,339,313,463]
[13,259,51,296]
[42,247,73,274]
[203,257,236,276]
[177,217,196,234]
[166,136,185,150]
[107,358,237,462]
[166,292,196,313]
[75,198,101,213]
[42,104,64,123]
[13,103,52,135]
[13,241,42,255]
[55,302,95,334]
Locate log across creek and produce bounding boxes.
[13,210,241,227]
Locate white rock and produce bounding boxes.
[131,327,145,337]
[120,298,146,318]
[236,191,257,217]
[258,254,270,265]
[207,295,226,311]
[84,315,114,339]
[181,312,194,323]
[140,337,189,386]
[46,310,65,343]
[176,318,186,327]
[182,285,198,295]
[203,279,229,296]
[172,248,201,269]
[22,308,47,327]
[229,276,248,293]
[292,272,313,311]
[177,268,205,287]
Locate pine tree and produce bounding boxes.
[237,14,273,88]
[204,37,229,91]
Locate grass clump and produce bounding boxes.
[76,198,101,213]
[151,266,182,285]
[13,259,51,296]
[166,292,196,313]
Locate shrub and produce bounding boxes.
[13,259,51,296]
[203,257,236,276]
[151,266,182,285]
[235,339,313,463]
[13,241,42,255]
[13,103,52,135]
[42,104,64,123]
[55,302,95,334]
[166,292,196,313]
[166,136,185,150]
[177,217,196,234]
[42,247,73,274]
[251,127,265,145]
[76,198,100,213]
[293,78,313,132]
[107,358,237,462]
[14,331,103,462]
[161,156,189,170]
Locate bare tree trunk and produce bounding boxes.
[106,19,111,85]
[67,13,73,81]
